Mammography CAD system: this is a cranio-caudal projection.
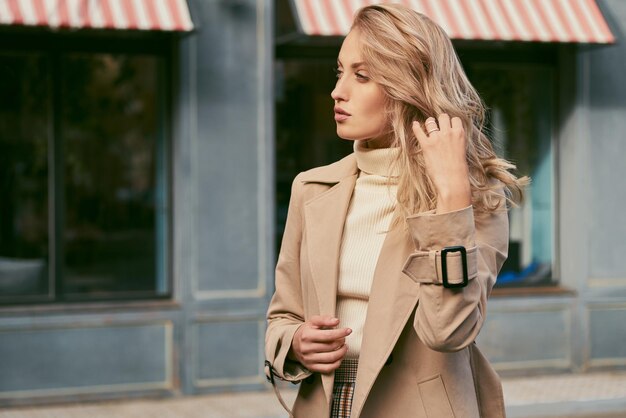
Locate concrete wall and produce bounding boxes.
[576,0,626,370]
[0,0,274,405]
[478,0,626,374]
[175,0,274,394]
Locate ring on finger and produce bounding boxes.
[425,118,439,135]
[426,126,439,135]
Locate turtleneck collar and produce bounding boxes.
[354,140,401,177]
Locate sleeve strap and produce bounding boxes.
[264,360,295,418]
[402,246,477,287]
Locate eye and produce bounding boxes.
[356,72,370,82]
[334,67,343,79]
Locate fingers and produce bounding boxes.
[318,327,351,342]
[413,113,464,141]
[292,317,352,373]
[300,337,346,355]
[437,113,451,130]
[309,358,345,374]
[306,315,351,342]
[292,316,350,352]
[424,117,439,135]
[306,344,348,364]
[302,344,348,374]
[301,326,351,344]
[309,315,340,329]
[410,113,470,213]
[412,120,428,143]
[451,115,463,131]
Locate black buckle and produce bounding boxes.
[264,360,275,384]
[441,246,468,289]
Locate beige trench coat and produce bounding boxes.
[265,153,508,418]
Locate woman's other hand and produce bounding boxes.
[288,315,351,374]
[412,114,472,213]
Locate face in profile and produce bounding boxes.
[331,29,388,145]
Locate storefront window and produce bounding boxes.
[0,43,170,304]
[469,64,555,288]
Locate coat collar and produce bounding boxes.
[298,153,358,184]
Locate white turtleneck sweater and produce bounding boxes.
[337,141,400,359]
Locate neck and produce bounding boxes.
[361,133,392,149]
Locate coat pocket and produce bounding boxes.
[418,374,455,418]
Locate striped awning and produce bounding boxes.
[291,0,614,44]
[0,0,194,31]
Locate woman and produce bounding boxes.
[265,4,526,418]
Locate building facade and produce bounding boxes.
[0,0,625,412]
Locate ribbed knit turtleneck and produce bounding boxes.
[337,141,400,359]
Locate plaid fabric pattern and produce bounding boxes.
[330,359,358,418]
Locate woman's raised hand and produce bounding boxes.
[289,315,351,374]
[412,114,472,213]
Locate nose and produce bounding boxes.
[331,78,347,102]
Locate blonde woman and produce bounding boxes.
[265,4,526,418]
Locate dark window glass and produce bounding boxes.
[61,54,164,298]
[0,53,50,301]
[470,64,555,287]
[0,44,169,304]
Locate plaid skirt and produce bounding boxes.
[330,359,358,418]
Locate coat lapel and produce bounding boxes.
[302,158,358,407]
[303,175,357,317]
[350,215,421,418]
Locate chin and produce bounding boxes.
[336,129,366,141]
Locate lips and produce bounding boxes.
[334,106,351,122]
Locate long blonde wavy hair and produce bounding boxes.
[352,4,528,215]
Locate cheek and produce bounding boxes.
[362,90,386,118]
[374,115,388,134]
[366,96,387,129]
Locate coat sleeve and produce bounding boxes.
[402,194,509,353]
[265,175,313,382]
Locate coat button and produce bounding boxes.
[385,354,393,366]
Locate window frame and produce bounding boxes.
[455,41,564,296]
[0,29,176,306]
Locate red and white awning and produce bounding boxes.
[291,0,614,43]
[0,0,194,31]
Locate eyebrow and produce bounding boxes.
[337,59,366,69]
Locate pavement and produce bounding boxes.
[1,371,626,418]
